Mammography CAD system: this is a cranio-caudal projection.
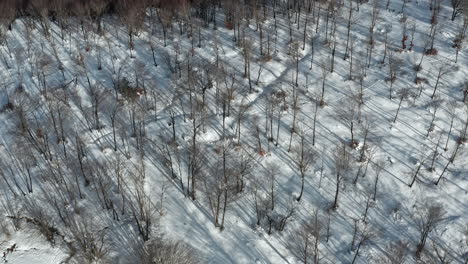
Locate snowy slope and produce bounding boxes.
[0,0,467,263]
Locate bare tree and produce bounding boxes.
[290,41,301,87]
[204,140,239,230]
[319,60,329,106]
[343,0,355,60]
[414,203,446,259]
[204,154,227,229]
[232,148,253,194]
[336,98,358,147]
[130,167,156,242]
[0,1,15,32]
[459,225,468,264]
[118,0,145,55]
[241,38,253,93]
[358,118,373,163]
[379,241,409,264]
[265,162,279,212]
[287,212,323,264]
[367,0,380,68]
[387,52,401,100]
[444,102,457,151]
[311,91,321,147]
[288,84,302,151]
[400,14,409,50]
[293,131,316,202]
[351,227,375,264]
[68,215,109,262]
[273,89,287,147]
[425,99,442,137]
[372,160,385,201]
[329,35,337,73]
[141,239,201,264]
[234,99,249,145]
[346,35,357,80]
[251,171,269,227]
[430,65,450,99]
[408,22,416,51]
[428,133,443,173]
[409,152,429,188]
[393,87,413,123]
[426,22,439,56]
[453,19,467,63]
[332,143,352,210]
[451,0,463,21]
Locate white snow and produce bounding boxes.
[0,0,467,263]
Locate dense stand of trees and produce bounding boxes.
[0,0,467,263]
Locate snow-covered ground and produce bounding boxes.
[0,0,467,263]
